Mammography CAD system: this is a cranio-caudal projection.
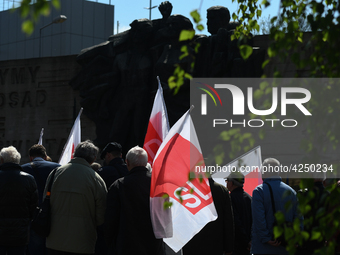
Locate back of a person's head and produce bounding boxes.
[73,140,99,164]
[207,6,231,24]
[227,171,244,187]
[29,144,47,158]
[91,162,102,172]
[261,157,281,178]
[126,146,148,169]
[0,146,21,164]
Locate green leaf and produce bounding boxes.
[260,81,269,90]
[311,231,321,240]
[190,10,201,23]
[239,45,253,60]
[273,226,283,239]
[275,211,285,224]
[301,231,310,240]
[163,201,173,209]
[196,24,204,31]
[257,9,262,18]
[22,20,34,35]
[262,59,270,69]
[179,30,195,41]
[267,47,275,58]
[52,0,61,9]
[162,193,169,199]
[232,13,238,21]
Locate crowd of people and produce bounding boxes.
[0,141,337,255]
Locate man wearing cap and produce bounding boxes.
[98,142,129,189]
[226,172,252,255]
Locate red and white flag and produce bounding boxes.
[150,109,217,252]
[38,128,44,145]
[58,108,83,165]
[143,77,169,166]
[212,146,262,196]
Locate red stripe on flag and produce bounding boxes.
[71,143,75,159]
[143,112,163,165]
[243,168,263,196]
[151,133,212,215]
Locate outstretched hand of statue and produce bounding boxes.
[158,1,173,20]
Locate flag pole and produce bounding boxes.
[58,108,83,163]
[156,76,170,131]
[38,128,44,145]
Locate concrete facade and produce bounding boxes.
[0,0,114,61]
[0,55,96,163]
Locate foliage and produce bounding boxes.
[253,15,311,35]
[168,9,203,94]
[16,0,60,35]
[263,0,340,77]
[274,180,340,254]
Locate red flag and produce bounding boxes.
[58,108,83,165]
[150,109,217,252]
[143,77,169,166]
[212,146,263,196]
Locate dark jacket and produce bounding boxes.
[183,178,234,255]
[104,166,164,255]
[230,186,252,255]
[0,162,38,246]
[98,157,128,189]
[21,157,60,205]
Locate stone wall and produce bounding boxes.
[0,55,96,164]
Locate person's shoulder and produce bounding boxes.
[20,170,36,182]
[281,181,297,194]
[21,162,31,168]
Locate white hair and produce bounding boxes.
[126,146,148,168]
[0,146,21,164]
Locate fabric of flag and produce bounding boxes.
[58,108,83,165]
[38,128,44,145]
[143,77,169,166]
[150,109,217,252]
[212,146,263,196]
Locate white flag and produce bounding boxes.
[143,77,169,166]
[38,128,44,145]
[212,145,262,196]
[58,108,83,165]
[151,109,217,252]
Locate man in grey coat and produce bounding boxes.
[45,140,107,255]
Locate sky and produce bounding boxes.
[111,0,281,35]
[0,0,281,35]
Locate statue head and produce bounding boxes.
[207,6,230,35]
[162,14,193,41]
[129,18,154,44]
[158,1,173,20]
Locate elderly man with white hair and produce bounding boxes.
[0,146,38,255]
[251,158,299,255]
[104,146,164,255]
